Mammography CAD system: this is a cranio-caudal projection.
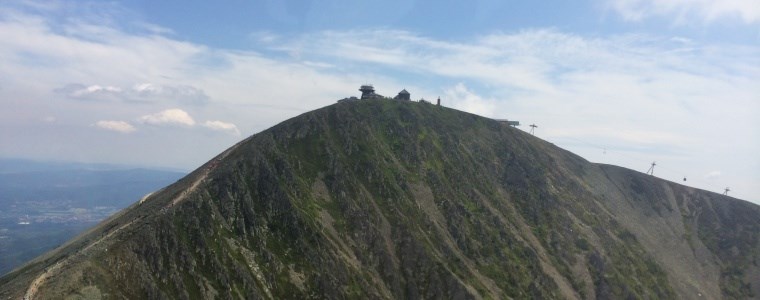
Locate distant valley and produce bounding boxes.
[0,159,185,275]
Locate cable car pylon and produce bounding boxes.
[646,161,656,175]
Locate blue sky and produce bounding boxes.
[0,0,758,203]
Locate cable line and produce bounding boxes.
[531,128,728,195]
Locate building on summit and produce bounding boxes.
[493,119,520,127]
[394,89,411,101]
[359,84,383,99]
[339,84,442,106]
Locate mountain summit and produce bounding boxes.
[2,100,759,299]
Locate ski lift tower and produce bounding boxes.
[646,162,656,175]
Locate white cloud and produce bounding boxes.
[55,84,123,101]
[249,30,279,43]
[132,83,160,93]
[605,0,760,24]
[130,83,209,104]
[94,120,136,133]
[133,21,175,35]
[443,83,498,118]
[0,5,205,90]
[75,85,122,95]
[55,83,209,104]
[202,120,240,135]
[138,109,195,126]
[704,171,722,179]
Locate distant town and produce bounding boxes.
[4,200,120,226]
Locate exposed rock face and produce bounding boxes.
[1,100,758,299]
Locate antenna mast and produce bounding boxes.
[646,162,656,175]
[529,124,537,135]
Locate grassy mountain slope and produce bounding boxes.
[1,100,758,299]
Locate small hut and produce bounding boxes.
[394,89,411,101]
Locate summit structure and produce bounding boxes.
[341,85,422,103]
[394,89,411,101]
[359,84,381,99]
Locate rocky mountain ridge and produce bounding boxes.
[1,100,758,299]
